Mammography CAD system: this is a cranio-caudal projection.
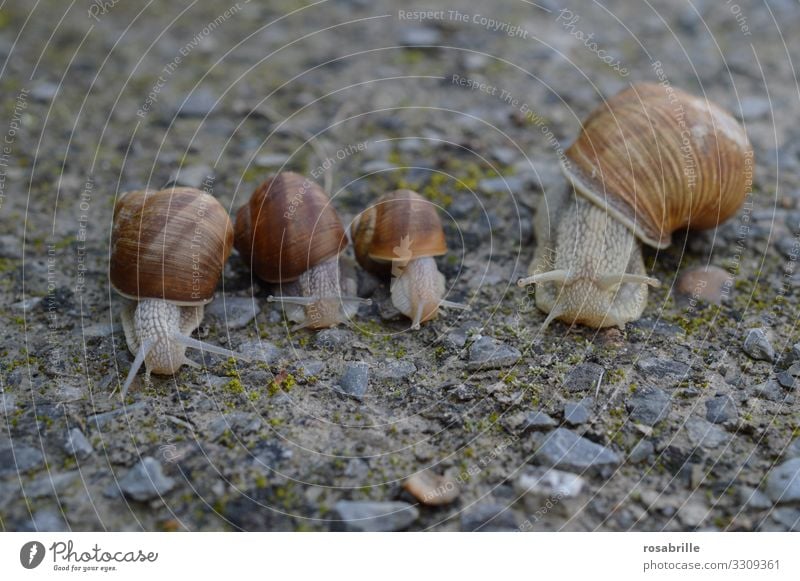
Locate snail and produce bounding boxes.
[111,187,250,396]
[234,171,370,330]
[352,189,469,329]
[518,83,752,329]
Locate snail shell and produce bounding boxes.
[521,83,752,329]
[111,187,233,303]
[111,187,245,396]
[234,172,365,330]
[353,190,466,329]
[562,82,752,248]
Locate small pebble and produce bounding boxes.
[403,470,460,506]
[685,417,729,449]
[765,458,800,504]
[117,457,176,502]
[0,444,44,476]
[563,399,592,426]
[743,328,775,362]
[535,428,621,474]
[338,362,369,400]
[514,466,585,516]
[205,297,259,329]
[168,164,215,189]
[374,359,416,381]
[563,362,604,393]
[521,411,557,432]
[705,394,738,424]
[63,428,93,460]
[628,440,654,464]
[627,386,671,426]
[635,358,690,377]
[399,26,441,45]
[460,503,518,532]
[477,176,524,195]
[237,340,281,364]
[334,500,418,532]
[467,336,521,370]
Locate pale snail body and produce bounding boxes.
[519,83,753,328]
[352,189,468,329]
[234,172,369,330]
[111,188,249,396]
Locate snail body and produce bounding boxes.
[519,83,753,328]
[234,172,369,330]
[111,187,248,396]
[353,189,468,329]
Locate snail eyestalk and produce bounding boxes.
[517,269,570,287]
[121,338,155,398]
[439,299,470,310]
[597,273,661,290]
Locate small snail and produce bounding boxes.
[352,189,469,329]
[234,172,370,330]
[518,83,752,329]
[111,187,249,396]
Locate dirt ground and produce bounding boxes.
[1,0,799,531]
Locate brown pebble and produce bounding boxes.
[403,470,460,506]
[676,266,732,305]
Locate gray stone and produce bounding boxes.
[776,237,799,260]
[0,392,15,414]
[784,343,800,366]
[206,412,262,441]
[89,402,148,428]
[338,363,369,400]
[168,164,215,189]
[238,340,281,364]
[563,363,604,393]
[535,428,621,474]
[521,411,557,432]
[254,154,289,168]
[24,509,68,532]
[477,176,524,195]
[206,297,259,330]
[786,439,800,459]
[636,357,690,377]
[315,329,354,351]
[685,417,729,449]
[752,379,789,402]
[31,82,59,102]
[705,395,738,424]
[0,234,22,258]
[776,364,800,390]
[295,359,325,377]
[490,147,518,165]
[739,486,772,510]
[563,399,592,426]
[361,160,397,173]
[514,467,585,516]
[743,328,775,362]
[627,386,671,426]
[334,500,418,531]
[765,458,800,504]
[398,26,441,46]
[737,96,771,120]
[64,428,93,460]
[374,359,416,380]
[173,88,218,117]
[460,503,519,531]
[0,444,44,476]
[628,440,654,464]
[25,471,81,499]
[467,336,521,370]
[11,297,42,312]
[765,507,800,532]
[118,457,176,502]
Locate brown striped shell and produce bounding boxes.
[562,83,753,248]
[352,189,447,276]
[234,172,347,283]
[110,187,233,305]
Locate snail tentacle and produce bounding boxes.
[121,338,155,399]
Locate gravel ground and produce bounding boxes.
[1,0,799,532]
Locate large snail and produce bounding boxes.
[111,187,249,396]
[352,189,469,329]
[234,171,370,330]
[518,83,753,328]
